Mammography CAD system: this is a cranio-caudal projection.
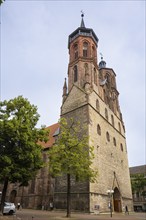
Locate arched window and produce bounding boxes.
[111,115,114,127]
[96,99,100,112]
[92,45,95,58]
[74,65,78,82]
[105,108,108,120]
[74,43,78,59]
[94,68,97,85]
[113,137,116,146]
[106,131,110,142]
[83,42,88,57]
[97,124,101,135]
[120,143,123,152]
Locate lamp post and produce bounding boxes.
[107,189,114,217]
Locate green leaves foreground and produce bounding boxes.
[48,118,97,183]
[0,96,49,185]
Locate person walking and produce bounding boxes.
[17,202,21,210]
[125,205,129,215]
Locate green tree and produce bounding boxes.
[48,118,97,217]
[0,96,49,213]
[0,0,5,5]
[131,173,146,198]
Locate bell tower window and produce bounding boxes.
[92,46,95,58]
[83,42,88,57]
[74,43,78,59]
[74,65,78,82]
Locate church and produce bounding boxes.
[2,14,133,213]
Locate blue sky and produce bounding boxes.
[0,0,145,167]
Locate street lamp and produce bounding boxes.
[107,189,114,217]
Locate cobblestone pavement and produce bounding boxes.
[0,209,145,220]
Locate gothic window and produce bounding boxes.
[74,43,78,59]
[96,99,100,112]
[118,122,121,133]
[97,124,101,135]
[105,108,108,120]
[113,137,116,146]
[120,143,123,152]
[94,68,97,85]
[106,131,110,142]
[111,115,114,127]
[74,65,78,82]
[83,42,88,57]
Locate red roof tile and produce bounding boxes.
[39,123,60,150]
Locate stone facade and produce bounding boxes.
[0,16,133,213]
[59,15,133,213]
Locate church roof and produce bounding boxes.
[68,14,98,48]
[40,122,60,150]
[129,165,146,175]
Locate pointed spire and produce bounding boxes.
[80,11,85,28]
[62,78,67,103]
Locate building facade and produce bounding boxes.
[0,15,133,213]
[130,165,146,212]
[55,14,133,213]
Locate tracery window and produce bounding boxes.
[83,42,88,57]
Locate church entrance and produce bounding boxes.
[113,187,122,212]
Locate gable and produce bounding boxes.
[61,85,87,115]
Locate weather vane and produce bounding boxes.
[100,52,103,60]
[81,10,84,17]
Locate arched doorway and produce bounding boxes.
[113,187,122,212]
[10,190,17,203]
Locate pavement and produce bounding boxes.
[0,209,145,220]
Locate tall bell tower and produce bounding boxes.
[59,14,133,213]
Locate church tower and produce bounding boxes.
[59,14,133,213]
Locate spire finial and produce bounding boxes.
[99,52,106,69]
[81,10,84,18]
[100,52,103,60]
[80,10,85,28]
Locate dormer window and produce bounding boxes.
[74,65,78,82]
[83,42,88,57]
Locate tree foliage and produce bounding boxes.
[49,117,97,181]
[131,173,146,195]
[48,118,97,217]
[0,0,5,6]
[0,96,49,212]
